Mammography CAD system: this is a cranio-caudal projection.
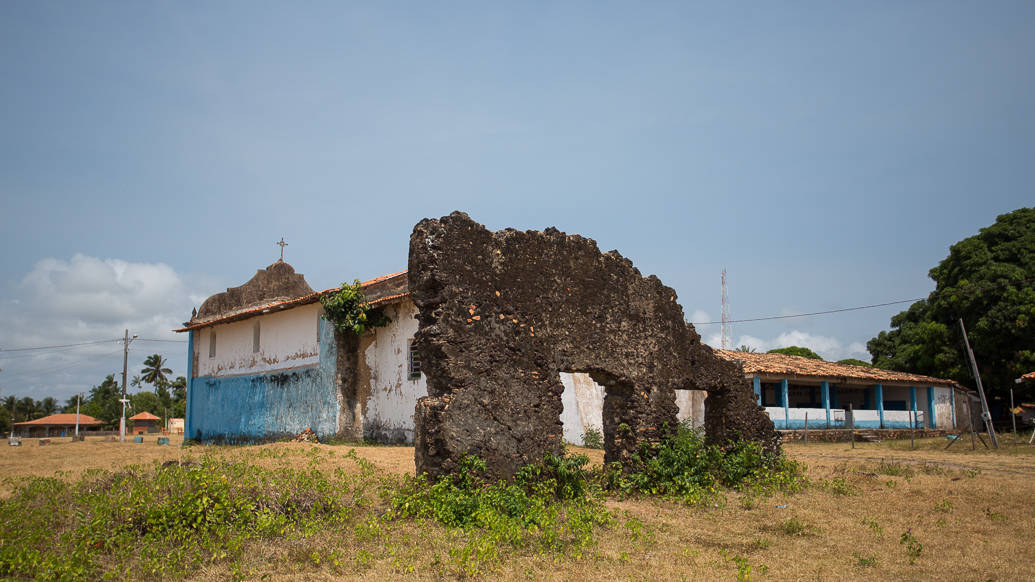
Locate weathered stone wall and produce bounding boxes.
[409,212,778,479]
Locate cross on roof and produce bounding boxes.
[276,237,288,261]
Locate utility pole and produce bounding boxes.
[119,329,137,443]
[959,319,999,448]
[75,393,81,438]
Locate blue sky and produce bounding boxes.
[2,1,1033,403]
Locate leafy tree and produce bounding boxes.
[169,376,187,419]
[39,397,58,417]
[17,397,39,421]
[129,391,161,419]
[767,346,823,360]
[80,375,121,427]
[140,354,172,389]
[320,280,391,335]
[868,208,1035,399]
[736,345,758,353]
[836,358,872,367]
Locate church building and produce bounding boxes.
[177,258,705,444]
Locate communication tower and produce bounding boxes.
[721,268,731,349]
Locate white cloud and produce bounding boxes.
[701,328,871,362]
[689,309,712,324]
[0,255,204,402]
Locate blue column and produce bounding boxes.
[950,387,957,429]
[185,330,195,440]
[781,378,790,429]
[927,386,937,429]
[910,386,917,428]
[821,381,831,428]
[753,376,762,406]
[875,384,884,429]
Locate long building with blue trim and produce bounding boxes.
[715,349,973,431]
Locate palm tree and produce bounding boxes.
[39,397,58,417]
[140,354,172,389]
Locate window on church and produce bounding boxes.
[209,330,216,358]
[408,340,422,380]
[253,320,260,353]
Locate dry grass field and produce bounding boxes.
[2,435,1033,581]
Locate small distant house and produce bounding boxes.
[167,418,184,434]
[715,350,972,431]
[129,412,161,434]
[13,414,104,438]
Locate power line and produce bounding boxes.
[691,276,1034,325]
[0,339,119,353]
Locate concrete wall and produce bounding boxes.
[361,300,428,443]
[195,303,321,377]
[559,377,706,445]
[560,372,604,444]
[675,390,707,430]
[933,387,954,429]
[186,311,338,441]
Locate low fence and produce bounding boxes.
[764,407,926,430]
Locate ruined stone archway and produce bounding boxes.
[409,212,778,479]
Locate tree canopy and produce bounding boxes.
[867,207,1035,399]
[767,346,823,360]
[836,358,872,367]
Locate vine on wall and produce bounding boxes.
[320,280,391,335]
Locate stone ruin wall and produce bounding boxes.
[408,212,779,479]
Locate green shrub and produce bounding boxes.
[0,457,359,580]
[581,427,604,449]
[614,421,805,503]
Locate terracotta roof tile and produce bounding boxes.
[13,413,104,427]
[175,270,410,332]
[715,349,965,389]
[1021,371,1035,382]
[129,412,161,421]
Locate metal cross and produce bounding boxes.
[276,237,288,260]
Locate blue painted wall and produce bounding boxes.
[186,315,340,442]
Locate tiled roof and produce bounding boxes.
[13,413,104,427]
[129,412,161,421]
[715,349,965,389]
[1020,371,1035,382]
[175,270,410,332]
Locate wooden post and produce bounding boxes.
[848,403,855,449]
[959,319,999,448]
[910,409,915,450]
[1010,388,1018,445]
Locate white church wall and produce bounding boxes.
[363,299,428,443]
[194,303,322,378]
[560,373,605,445]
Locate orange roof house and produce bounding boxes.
[129,411,162,434]
[13,413,104,438]
[715,350,970,431]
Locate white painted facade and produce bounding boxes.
[559,373,604,444]
[194,303,322,377]
[675,390,707,430]
[362,299,428,443]
[933,386,954,429]
[559,373,708,445]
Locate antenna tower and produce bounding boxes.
[721,268,731,349]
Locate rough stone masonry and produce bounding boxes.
[409,212,779,479]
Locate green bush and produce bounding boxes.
[0,457,358,580]
[615,421,805,503]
